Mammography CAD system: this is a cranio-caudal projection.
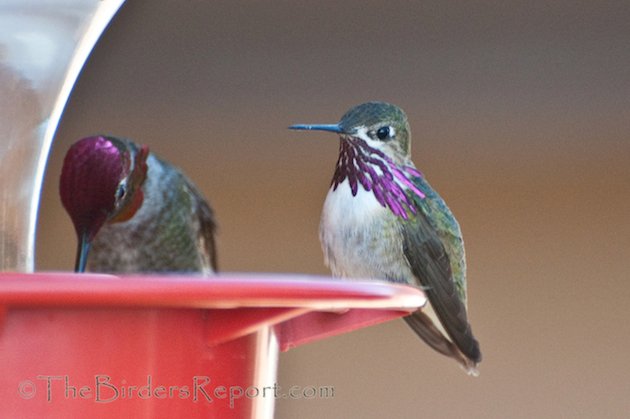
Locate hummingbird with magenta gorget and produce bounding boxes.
[60,135,217,274]
[290,102,481,375]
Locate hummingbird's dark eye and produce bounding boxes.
[376,126,391,140]
[116,184,126,200]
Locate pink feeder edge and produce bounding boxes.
[0,272,425,418]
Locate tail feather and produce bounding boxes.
[404,310,479,376]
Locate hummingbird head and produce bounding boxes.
[290,101,412,162]
[59,135,149,272]
[338,101,412,161]
[290,101,425,219]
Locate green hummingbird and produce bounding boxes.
[290,102,481,375]
[59,135,217,274]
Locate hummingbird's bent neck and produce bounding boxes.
[331,137,426,219]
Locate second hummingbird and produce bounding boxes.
[60,135,217,274]
[290,102,481,375]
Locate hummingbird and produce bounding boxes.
[59,135,217,274]
[290,102,481,375]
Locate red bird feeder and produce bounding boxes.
[0,273,425,418]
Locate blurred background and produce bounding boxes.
[36,1,629,417]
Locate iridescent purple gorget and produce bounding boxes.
[331,137,425,219]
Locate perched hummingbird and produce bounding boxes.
[290,102,481,375]
[59,135,217,274]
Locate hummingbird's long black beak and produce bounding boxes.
[74,230,91,273]
[289,124,343,133]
